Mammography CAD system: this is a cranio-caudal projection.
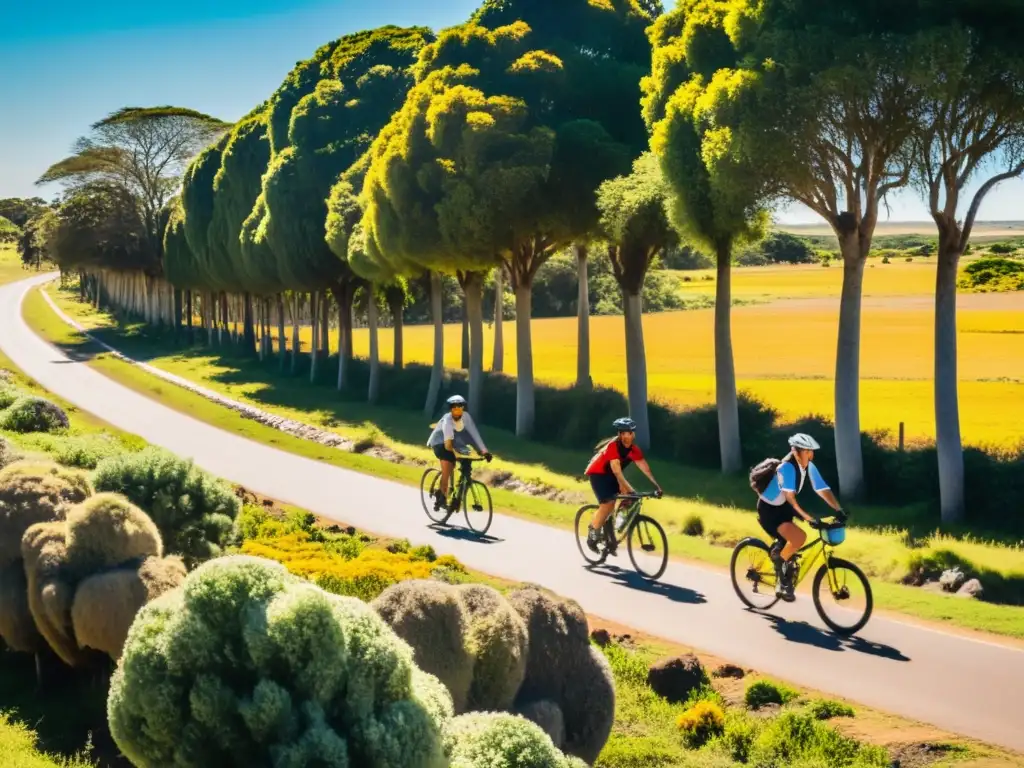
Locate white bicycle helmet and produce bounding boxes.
[788,432,820,450]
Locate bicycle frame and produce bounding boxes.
[608,492,657,544]
[781,521,845,592]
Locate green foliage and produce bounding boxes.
[107,555,453,767]
[11,432,125,470]
[744,679,799,710]
[92,446,240,567]
[0,215,20,244]
[676,700,725,748]
[0,711,95,768]
[0,397,69,434]
[0,383,26,410]
[804,699,855,720]
[0,197,49,229]
[62,492,162,579]
[958,257,1024,292]
[443,712,587,768]
[747,711,890,767]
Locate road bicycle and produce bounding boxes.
[419,449,493,535]
[574,491,668,581]
[729,512,873,635]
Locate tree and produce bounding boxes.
[908,6,1024,522]
[38,107,230,252]
[0,216,18,244]
[674,0,922,494]
[643,2,770,472]
[597,153,678,450]
[0,198,48,228]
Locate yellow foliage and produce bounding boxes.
[240,532,450,602]
[676,700,726,747]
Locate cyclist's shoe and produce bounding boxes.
[433,490,445,511]
[776,558,797,602]
[586,526,601,553]
[603,519,618,556]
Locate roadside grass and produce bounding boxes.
[24,283,1024,640]
[0,713,96,768]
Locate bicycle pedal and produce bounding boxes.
[641,543,655,552]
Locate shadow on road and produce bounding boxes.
[428,524,503,545]
[758,613,910,661]
[588,563,708,605]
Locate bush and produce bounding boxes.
[749,711,889,767]
[0,436,23,470]
[0,383,25,410]
[958,256,1024,292]
[93,446,240,567]
[677,700,726,748]
[805,698,855,720]
[682,514,704,537]
[107,555,453,767]
[744,679,799,709]
[443,712,587,768]
[21,433,126,469]
[0,396,69,433]
[371,580,529,715]
[509,586,615,764]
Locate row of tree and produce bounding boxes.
[23,0,1024,524]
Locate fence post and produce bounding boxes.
[898,421,905,451]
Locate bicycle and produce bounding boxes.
[419,448,493,535]
[729,512,873,635]
[574,491,668,581]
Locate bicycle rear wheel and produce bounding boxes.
[419,468,449,524]
[812,558,873,636]
[574,505,607,566]
[627,515,668,581]
[729,538,781,611]
[463,480,493,535]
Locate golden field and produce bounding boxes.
[347,259,1024,448]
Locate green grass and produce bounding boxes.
[0,714,95,768]
[24,282,1024,639]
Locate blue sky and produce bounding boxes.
[1,0,1021,226]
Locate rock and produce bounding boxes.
[646,654,709,704]
[939,567,966,592]
[712,663,745,679]
[957,578,983,599]
[589,629,611,647]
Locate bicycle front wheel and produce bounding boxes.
[419,468,449,524]
[729,538,780,611]
[812,558,873,636]
[463,480,493,535]
[627,515,668,581]
[574,505,606,566]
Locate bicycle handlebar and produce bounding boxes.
[614,490,662,500]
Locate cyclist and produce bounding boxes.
[583,417,662,554]
[756,433,843,601]
[427,394,492,512]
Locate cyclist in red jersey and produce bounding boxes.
[584,417,662,553]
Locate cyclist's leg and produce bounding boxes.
[587,475,617,551]
[433,445,456,507]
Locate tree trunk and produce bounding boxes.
[368,298,380,404]
[310,292,319,383]
[424,272,444,416]
[492,266,504,373]
[342,283,354,363]
[173,289,182,341]
[935,240,965,523]
[514,284,535,437]
[291,294,300,374]
[334,284,354,391]
[465,273,485,418]
[388,293,404,370]
[623,289,651,452]
[834,238,867,500]
[206,293,214,346]
[278,295,287,371]
[576,244,591,388]
[186,291,193,343]
[714,244,742,473]
[461,305,470,370]
[243,293,256,356]
[320,294,330,358]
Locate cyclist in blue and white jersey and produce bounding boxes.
[757,433,844,601]
[427,395,492,512]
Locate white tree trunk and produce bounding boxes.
[576,244,591,388]
[834,239,866,499]
[368,297,380,404]
[514,284,535,437]
[291,294,300,374]
[337,295,346,391]
[935,243,965,522]
[424,272,444,416]
[715,246,742,473]
[278,295,287,371]
[623,289,651,452]
[492,266,504,373]
[310,292,319,382]
[465,274,485,418]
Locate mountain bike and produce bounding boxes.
[419,449,493,535]
[729,512,873,635]
[574,491,668,581]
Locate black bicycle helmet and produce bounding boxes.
[446,394,467,408]
[612,417,637,432]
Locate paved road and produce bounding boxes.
[3,274,1024,752]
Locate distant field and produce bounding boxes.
[348,260,1024,448]
[0,245,25,285]
[779,220,1024,241]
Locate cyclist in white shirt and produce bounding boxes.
[426,395,492,511]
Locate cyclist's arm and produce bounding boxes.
[634,459,661,492]
[442,416,455,452]
[462,413,488,454]
[808,463,842,512]
[609,459,634,494]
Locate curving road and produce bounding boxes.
[3,274,1024,753]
